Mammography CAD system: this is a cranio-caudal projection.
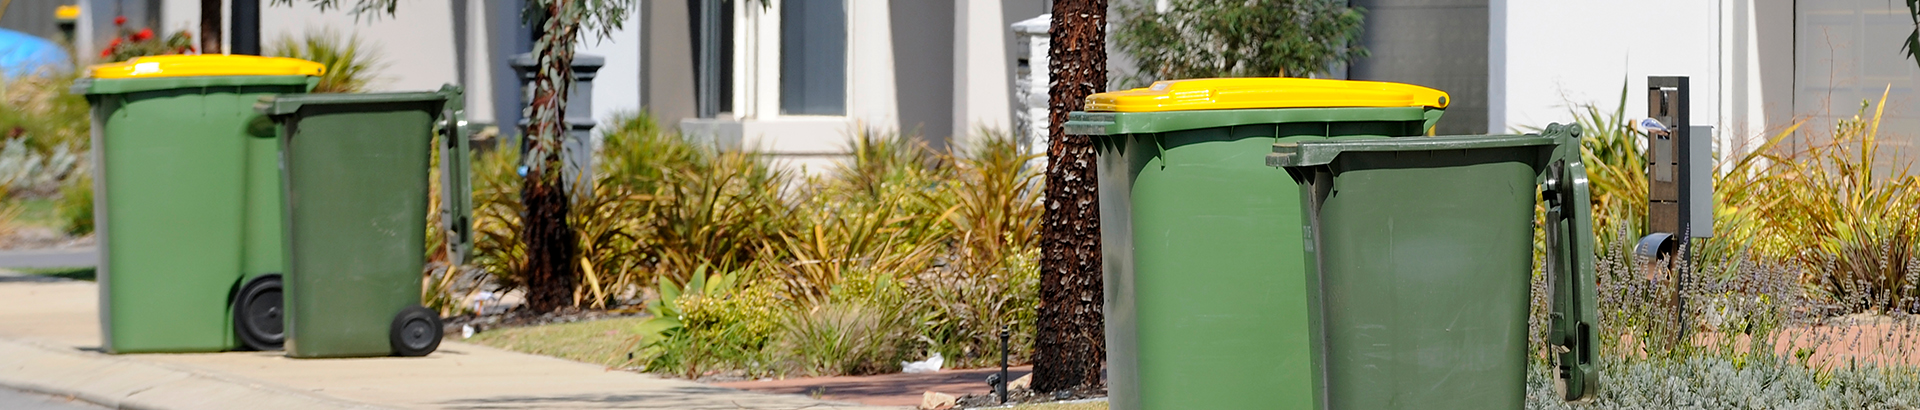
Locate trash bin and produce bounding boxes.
[1067,78,1449,410]
[1265,125,1599,409]
[79,55,323,353]
[257,85,470,358]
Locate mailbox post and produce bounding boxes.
[1640,76,1714,341]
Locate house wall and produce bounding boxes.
[666,0,1048,173]
[644,0,697,125]
[578,9,643,129]
[892,0,954,147]
[1495,0,1722,134]
[1495,0,1814,165]
[79,0,162,59]
[1721,0,1794,157]
[1793,0,1920,172]
[256,1,460,93]
[4,0,75,40]
[1351,0,1489,135]
[952,0,1008,146]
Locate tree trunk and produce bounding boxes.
[520,1,581,313]
[1032,0,1107,394]
[200,0,221,54]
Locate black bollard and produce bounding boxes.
[998,326,1010,404]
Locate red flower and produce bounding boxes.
[132,28,153,41]
[100,49,111,57]
[107,38,121,47]
[113,16,126,26]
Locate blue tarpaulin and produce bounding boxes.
[0,28,70,78]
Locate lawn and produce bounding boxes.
[462,316,652,368]
[8,197,60,229]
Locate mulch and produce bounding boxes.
[441,305,646,335]
[713,366,1033,408]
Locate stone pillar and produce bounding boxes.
[511,53,603,199]
[1010,14,1051,171]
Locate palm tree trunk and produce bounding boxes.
[200,0,221,53]
[1032,0,1107,394]
[520,1,581,313]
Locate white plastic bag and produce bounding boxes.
[902,352,945,373]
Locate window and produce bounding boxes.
[779,0,846,116]
[1795,0,1920,172]
[691,0,734,118]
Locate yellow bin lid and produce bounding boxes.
[87,55,326,79]
[1085,78,1449,112]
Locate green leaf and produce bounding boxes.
[633,316,683,345]
[659,277,682,306]
[688,264,709,297]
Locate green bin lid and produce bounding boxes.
[1266,133,1557,168]
[256,91,452,117]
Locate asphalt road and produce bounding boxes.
[0,248,95,269]
[0,387,103,409]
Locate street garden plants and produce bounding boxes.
[1511,86,1920,409]
[464,115,1042,379]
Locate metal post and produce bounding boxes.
[230,0,259,55]
[998,326,1010,404]
[1646,76,1691,344]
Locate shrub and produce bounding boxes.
[769,126,948,302]
[775,269,922,377]
[1526,356,1920,410]
[911,131,1044,367]
[633,265,785,378]
[638,141,794,285]
[0,138,81,197]
[469,146,529,291]
[98,16,194,63]
[1752,88,1920,313]
[267,28,386,93]
[57,174,91,236]
[0,73,90,157]
[1115,0,1368,80]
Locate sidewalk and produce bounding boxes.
[0,277,903,410]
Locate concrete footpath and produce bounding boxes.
[0,277,902,410]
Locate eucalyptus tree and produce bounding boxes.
[275,0,639,312]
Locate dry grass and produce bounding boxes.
[463,316,653,368]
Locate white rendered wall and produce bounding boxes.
[462,0,494,126]
[258,1,459,93]
[846,0,900,132]
[578,14,642,131]
[953,0,1013,142]
[1492,0,1722,137]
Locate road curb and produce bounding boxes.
[0,337,396,410]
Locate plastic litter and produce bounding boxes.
[902,352,945,373]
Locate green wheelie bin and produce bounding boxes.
[257,85,471,358]
[79,55,324,353]
[1066,78,1449,410]
[1265,125,1600,409]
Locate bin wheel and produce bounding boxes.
[234,274,285,351]
[389,305,443,357]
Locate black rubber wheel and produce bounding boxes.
[234,274,285,351]
[389,305,443,357]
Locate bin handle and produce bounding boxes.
[436,84,474,266]
[1265,133,1557,168]
[1540,123,1598,402]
